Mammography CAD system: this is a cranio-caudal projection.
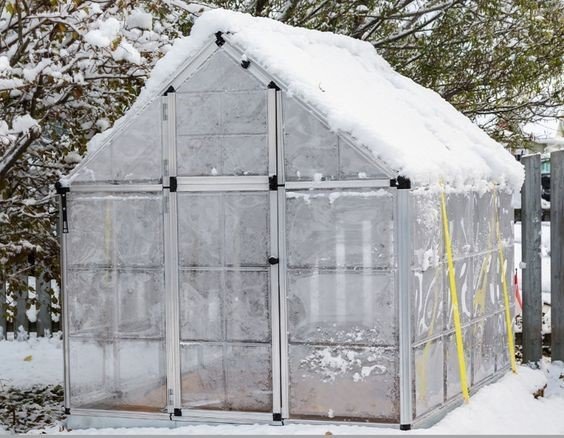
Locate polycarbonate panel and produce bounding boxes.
[66,191,166,412]
[414,338,444,416]
[287,270,396,345]
[444,258,473,330]
[413,266,444,343]
[67,269,114,337]
[289,345,399,421]
[286,189,394,269]
[73,100,162,183]
[70,338,166,411]
[68,193,163,268]
[494,310,512,371]
[471,318,496,386]
[177,192,269,267]
[444,328,472,400]
[474,191,495,252]
[338,139,387,179]
[446,192,473,259]
[282,94,338,181]
[411,189,442,270]
[177,51,262,93]
[181,343,272,412]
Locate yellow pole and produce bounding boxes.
[439,185,470,402]
[493,189,518,373]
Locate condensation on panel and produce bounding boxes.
[411,189,442,270]
[444,328,472,400]
[471,318,496,386]
[474,191,496,253]
[68,194,112,267]
[224,193,269,267]
[444,258,474,330]
[285,189,394,269]
[498,190,514,244]
[179,270,222,341]
[117,269,165,338]
[181,342,272,412]
[70,338,166,411]
[67,269,114,336]
[414,338,444,417]
[115,195,163,267]
[338,138,387,179]
[177,192,269,268]
[176,90,268,137]
[287,270,396,346]
[68,193,163,268]
[282,94,338,181]
[177,51,262,94]
[446,191,473,260]
[178,193,222,267]
[289,344,399,421]
[74,100,162,183]
[224,270,270,342]
[412,266,444,343]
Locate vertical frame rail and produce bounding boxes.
[521,154,542,365]
[59,196,71,414]
[268,87,282,419]
[397,184,413,430]
[276,90,290,420]
[551,150,564,360]
[163,90,182,416]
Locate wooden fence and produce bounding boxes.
[0,277,61,340]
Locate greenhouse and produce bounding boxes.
[59,9,524,430]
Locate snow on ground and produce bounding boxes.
[0,337,63,388]
[29,363,562,435]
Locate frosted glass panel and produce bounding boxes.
[471,318,496,385]
[287,270,395,345]
[445,328,472,400]
[338,139,387,179]
[73,101,162,183]
[444,259,473,330]
[289,345,398,421]
[286,189,394,269]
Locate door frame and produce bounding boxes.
[161,85,285,420]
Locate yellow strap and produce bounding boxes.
[439,186,470,402]
[492,189,518,373]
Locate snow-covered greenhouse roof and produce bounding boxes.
[87,9,524,190]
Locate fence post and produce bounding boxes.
[521,154,543,365]
[0,280,5,340]
[551,150,564,360]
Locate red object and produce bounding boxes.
[514,270,523,310]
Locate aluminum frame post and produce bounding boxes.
[397,184,413,430]
[59,194,71,415]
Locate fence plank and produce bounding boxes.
[521,154,543,365]
[37,276,52,337]
[552,150,564,360]
[15,276,29,338]
[0,281,5,339]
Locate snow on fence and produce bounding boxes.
[0,277,61,341]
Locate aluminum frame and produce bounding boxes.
[70,184,162,193]
[163,91,182,414]
[175,176,268,192]
[268,87,282,417]
[397,187,413,428]
[60,197,71,413]
[285,179,390,190]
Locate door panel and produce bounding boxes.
[176,190,274,413]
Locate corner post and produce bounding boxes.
[521,154,542,365]
[551,150,564,360]
[396,176,413,430]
